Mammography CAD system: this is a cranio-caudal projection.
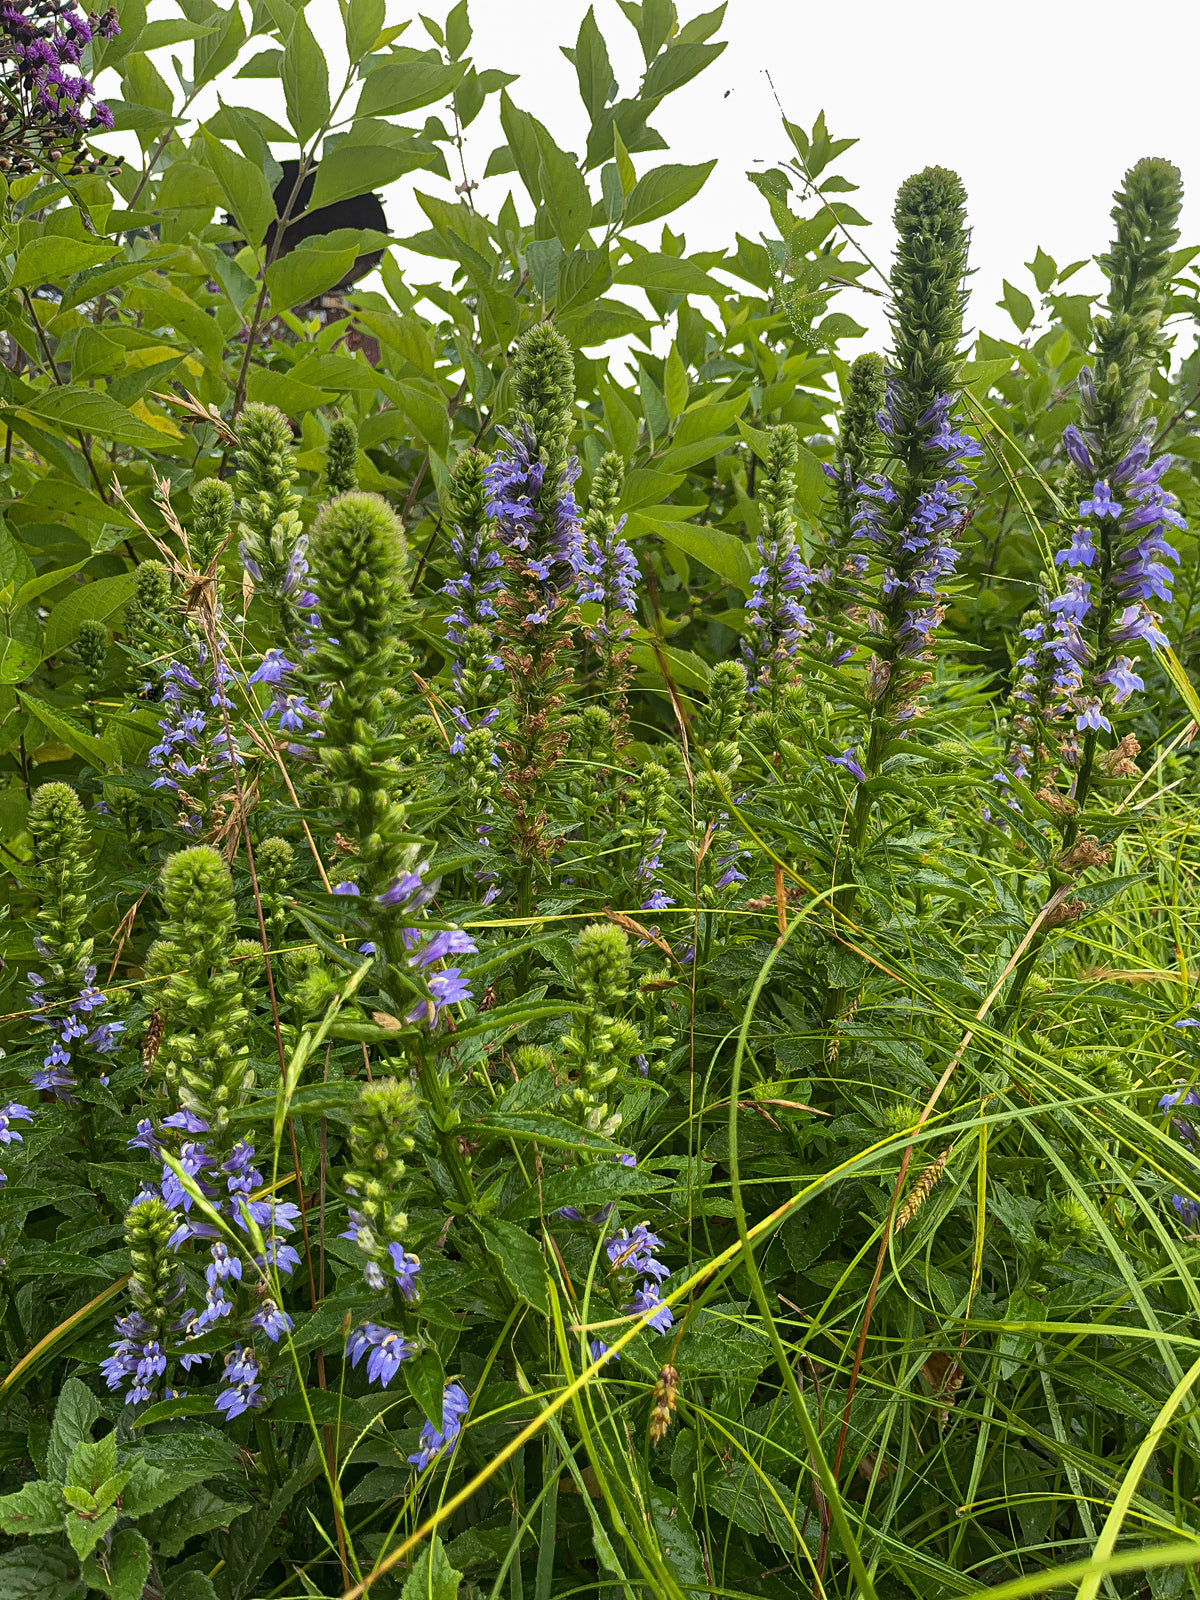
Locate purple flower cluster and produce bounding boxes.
[577,514,639,640]
[635,829,675,914]
[248,648,320,736]
[154,1132,301,1266]
[346,1322,415,1387]
[27,960,122,1099]
[853,390,981,663]
[409,1381,470,1470]
[0,1099,33,1187]
[147,643,242,821]
[0,0,119,152]
[1031,426,1184,734]
[606,1221,674,1334]
[742,535,814,692]
[100,1311,166,1404]
[484,424,582,624]
[442,518,504,753]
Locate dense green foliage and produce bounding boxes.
[1,4,1200,1600]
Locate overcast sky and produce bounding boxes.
[129,0,1200,360]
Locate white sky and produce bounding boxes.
[122,0,1200,361]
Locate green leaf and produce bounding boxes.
[0,1479,67,1536]
[476,1217,549,1313]
[1027,246,1056,293]
[17,692,118,770]
[155,159,225,215]
[66,1502,118,1561]
[235,47,282,77]
[622,160,715,229]
[245,367,337,415]
[16,387,166,448]
[400,1536,463,1600]
[142,1485,251,1557]
[82,1529,150,1600]
[266,242,360,309]
[403,1344,446,1425]
[613,253,725,298]
[137,18,215,48]
[473,1111,623,1153]
[44,572,137,658]
[960,357,1015,394]
[164,1575,218,1600]
[345,0,384,59]
[0,633,40,685]
[356,57,465,118]
[282,7,330,144]
[309,135,433,210]
[190,0,246,90]
[11,236,119,289]
[663,343,688,419]
[537,139,590,251]
[642,40,725,99]
[445,0,470,57]
[498,91,548,206]
[649,1487,706,1589]
[201,127,275,249]
[46,1377,100,1484]
[631,512,751,593]
[997,279,1035,333]
[571,6,614,118]
[0,1543,86,1599]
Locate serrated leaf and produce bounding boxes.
[11,237,119,289]
[0,1542,86,1598]
[47,1377,100,1484]
[403,1344,446,1425]
[143,1484,250,1557]
[400,1536,463,1600]
[15,387,166,448]
[356,58,465,118]
[82,1526,149,1600]
[281,8,330,144]
[202,128,274,249]
[17,692,118,770]
[630,511,751,594]
[266,242,360,310]
[473,1111,623,1154]
[0,1478,67,1536]
[623,160,715,230]
[476,1217,548,1313]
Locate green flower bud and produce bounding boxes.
[759,424,798,548]
[345,1077,419,1256]
[190,477,234,572]
[449,446,487,533]
[75,618,108,699]
[126,1195,180,1327]
[573,923,630,1009]
[889,166,971,452]
[234,402,305,642]
[325,417,359,496]
[29,782,92,982]
[587,451,624,520]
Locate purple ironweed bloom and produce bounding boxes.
[625,1283,674,1334]
[826,747,867,783]
[408,1382,470,1469]
[346,1323,414,1387]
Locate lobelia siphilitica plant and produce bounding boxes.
[576,449,639,757]
[24,783,123,1103]
[742,423,814,711]
[812,351,887,657]
[486,322,583,906]
[1010,159,1186,829]
[234,403,314,656]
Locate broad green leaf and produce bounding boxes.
[631,511,751,593]
[308,136,434,210]
[11,236,119,289]
[614,252,725,298]
[663,343,689,418]
[997,279,1035,333]
[47,1377,100,1484]
[129,283,224,366]
[504,1160,668,1222]
[345,0,385,59]
[245,367,338,415]
[622,160,715,229]
[142,1485,251,1557]
[201,127,274,248]
[17,692,119,770]
[16,387,167,448]
[189,0,246,89]
[82,1527,150,1600]
[556,296,650,348]
[235,46,282,77]
[0,634,40,684]
[570,6,614,118]
[476,1217,548,1313]
[356,57,465,118]
[266,242,360,309]
[155,159,225,214]
[137,18,214,48]
[0,1543,86,1599]
[164,1576,218,1600]
[400,1537,463,1600]
[403,1344,446,1424]
[642,40,725,99]
[537,137,591,251]
[0,1479,66,1536]
[473,1111,624,1153]
[282,8,330,144]
[44,572,136,658]
[499,90,548,207]
[961,356,1016,394]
